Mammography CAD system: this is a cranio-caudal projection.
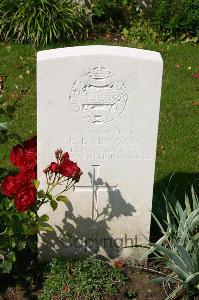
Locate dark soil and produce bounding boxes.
[125,266,166,300]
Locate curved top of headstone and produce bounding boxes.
[37,45,162,63]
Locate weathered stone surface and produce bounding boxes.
[37,45,163,261]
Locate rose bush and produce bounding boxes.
[0,137,82,273]
[10,136,37,170]
[14,185,36,212]
[1,136,37,212]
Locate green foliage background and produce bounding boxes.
[0,0,198,45]
[0,0,89,46]
[148,0,199,39]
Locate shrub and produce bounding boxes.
[149,0,199,40]
[122,17,160,45]
[91,0,139,31]
[143,186,199,299]
[0,140,83,274]
[0,0,89,46]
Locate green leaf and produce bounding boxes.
[6,105,16,114]
[11,240,16,248]
[50,199,57,211]
[150,276,179,285]
[22,224,28,232]
[56,195,69,204]
[37,225,54,232]
[0,260,13,274]
[0,108,5,114]
[0,169,9,180]
[0,228,7,236]
[38,190,46,198]
[39,214,49,222]
[176,244,193,272]
[166,260,189,282]
[7,133,22,143]
[151,211,166,235]
[46,192,53,201]
[151,243,188,276]
[0,131,8,143]
[191,186,199,210]
[0,121,12,131]
[18,241,27,251]
[141,235,168,261]
[33,179,40,189]
[186,272,199,286]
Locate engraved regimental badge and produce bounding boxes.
[69,65,128,124]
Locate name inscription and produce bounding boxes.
[58,129,152,161]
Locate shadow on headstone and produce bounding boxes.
[39,174,136,260]
[39,171,198,261]
[150,172,199,242]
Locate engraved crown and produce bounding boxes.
[89,66,111,79]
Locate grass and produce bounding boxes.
[0,41,198,184]
[39,256,127,300]
[0,40,198,299]
[152,44,199,181]
[0,43,36,169]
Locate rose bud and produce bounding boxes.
[49,162,59,173]
[43,166,50,174]
[55,149,63,160]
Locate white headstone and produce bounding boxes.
[37,45,163,261]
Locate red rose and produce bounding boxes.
[15,170,36,190]
[1,170,36,198]
[59,159,82,180]
[23,136,37,168]
[59,160,73,178]
[1,176,17,196]
[10,136,37,170]
[10,144,25,169]
[73,165,83,182]
[61,152,69,161]
[14,185,36,212]
[49,162,59,173]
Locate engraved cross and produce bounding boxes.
[74,165,118,220]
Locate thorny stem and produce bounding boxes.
[54,179,76,198]
[38,174,76,208]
